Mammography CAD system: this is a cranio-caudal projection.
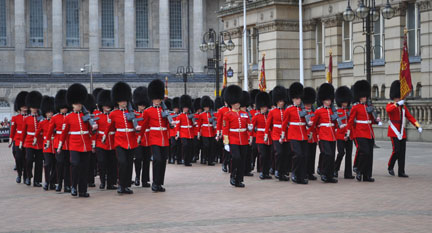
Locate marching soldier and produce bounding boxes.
[58,84,96,197]
[334,86,355,179]
[84,94,98,187]
[95,90,118,190]
[216,88,231,173]
[22,91,43,187]
[193,98,202,163]
[240,91,254,177]
[141,79,170,192]
[103,82,139,194]
[249,89,260,173]
[303,87,318,181]
[347,80,381,182]
[10,91,28,183]
[197,96,216,166]
[223,85,251,187]
[386,80,422,178]
[169,97,181,164]
[214,96,224,164]
[175,95,194,166]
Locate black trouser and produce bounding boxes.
[251,138,260,172]
[388,137,407,175]
[335,139,353,177]
[87,152,96,185]
[25,148,43,183]
[151,145,168,186]
[56,149,71,188]
[354,138,374,178]
[96,148,117,186]
[306,142,317,176]
[273,140,290,176]
[134,146,151,183]
[169,137,179,162]
[230,144,247,183]
[116,147,134,188]
[14,145,26,178]
[291,140,308,180]
[43,153,56,185]
[258,144,271,175]
[202,137,215,165]
[70,151,90,194]
[181,138,193,165]
[270,143,276,171]
[194,136,201,162]
[216,139,223,163]
[244,144,253,174]
[222,147,231,170]
[318,140,336,179]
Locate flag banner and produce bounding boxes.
[223,58,228,89]
[326,51,332,84]
[400,29,413,100]
[164,76,168,99]
[259,53,267,91]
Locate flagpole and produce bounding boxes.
[243,0,248,91]
[299,0,304,85]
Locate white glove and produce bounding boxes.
[418,127,423,133]
[378,122,383,126]
[8,138,13,148]
[248,124,253,131]
[32,137,37,146]
[224,144,230,152]
[19,142,23,149]
[44,140,50,149]
[397,100,405,106]
[197,133,201,140]
[137,136,142,144]
[92,140,96,149]
[101,135,106,144]
[263,134,268,142]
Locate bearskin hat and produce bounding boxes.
[318,83,335,102]
[40,96,55,116]
[201,96,212,108]
[303,87,317,105]
[272,86,287,105]
[97,90,114,110]
[194,98,202,112]
[180,95,192,110]
[172,97,180,109]
[289,82,304,100]
[224,85,242,106]
[111,81,131,103]
[133,86,150,107]
[221,87,227,103]
[249,89,260,106]
[92,88,104,100]
[240,91,251,108]
[14,91,28,112]
[148,79,165,100]
[215,97,223,109]
[335,86,353,107]
[165,98,172,110]
[390,80,401,99]
[353,80,371,101]
[67,83,88,105]
[256,91,271,109]
[55,89,68,111]
[84,94,97,112]
[25,91,43,109]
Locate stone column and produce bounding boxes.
[52,0,63,74]
[419,0,432,98]
[159,0,170,73]
[193,0,205,72]
[89,0,100,73]
[124,0,135,74]
[14,0,25,74]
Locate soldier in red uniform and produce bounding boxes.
[216,88,231,173]
[249,89,260,172]
[334,86,355,179]
[347,80,381,182]
[264,86,289,181]
[223,85,251,187]
[240,91,254,177]
[133,86,151,187]
[386,80,422,178]
[141,79,170,192]
[214,96,224,164]
[95,90,117,190]
[84,93,98,187]
[37,96,57,190]
[103,82,139,194]
[252,91,272,179]
[58,83,96,197]
[197,96,216,166]
[46,89,71,192]
[303,87,318,181]
[10,91,28,183]
[175,95,194,166]
[22,91,43,187]
[193,98,202,163]
[169,97,180,164]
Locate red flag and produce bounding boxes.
[258,53,266,91]
[164,77,168,99]
[223,58,228,89]
[400,31,413,100]
[326,51,332,84]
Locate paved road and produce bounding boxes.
[0,141,431,233]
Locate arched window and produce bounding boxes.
[416,82,422,98]
[372,85,379,99]
[380,84,386,99]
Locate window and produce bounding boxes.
[342,21,352,61]
[315,22,324,64]
[247,28,259,64]
[29,0,44,47]
[380,84,386,99]
[136,0,149,48]
[66,0,80,47]
[406,2,420,56]
[101,0,115,47]
[373,16,385,60]
[247,29,251,64]
[372,85,379,99]
[0,0,6,46]
[169,0,182,48]
[416,83,422,98]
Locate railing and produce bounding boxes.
[373,99,432,126]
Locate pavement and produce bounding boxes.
[0,140,431,233]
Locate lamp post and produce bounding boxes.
[343,0,394,84]
[176,66,194,95]
[200,28,235,97]
[80,64,93,93]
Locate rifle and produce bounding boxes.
[82,106,99,133]
[336,106,351,127]
[161,101,178,125]
[208,111,217,129]
[125,102,143,131]
[366,99,380,121]
[187,112,197,125]
[304,104,315,124]
[329,104,345,128]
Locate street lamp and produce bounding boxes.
[176,66,194,95]
[80,64,93,93]
[343,0,394,83]
[200,28,235,97]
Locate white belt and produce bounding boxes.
[150,127,167,131]
[202,124,213,127]
[69,131,89,135]
[98,131,115,135]
[56,131,62,134]
[116,128,135,132]
[27,132,36,136]
[289,122,306,126]
[319,123,334,127]
[355,120,371,124]
[180,126,192,128]
[273,124,282,128]
[230,128,246,132]
[145,129,150,132]
[17,130,22,134]
[256,128,265,132]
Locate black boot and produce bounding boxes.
[43,183,49,191]
[56,184,62,192]
[16,176,21,183]
[388,169,395,176]
[71,187,78,196]
[64,186,71,193]
[134,177,140,186]
[24,178,31,186]
[398,173,409,178]
[99,183,106,189]
[33,182,42,187]
[79,192,90,198]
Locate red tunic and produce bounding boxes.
[335,108,351,140]
[46,113,69,150]
[10,114,26,145]
[22,115,43,150]
[223,110,250,146]
[136,110,150,147]
[175,113,194,139]
[347,103,377,139]
[59,112,93,152]
[35,119,55,154]
[305,109,318,143]
[104,109,138,150]
[252,112,271,145]
[309,106,337,142]
[168,113,179,138]
[197,111,216,138]
[141,106,170,147]
[250,109,258,138]
[96,112,115,150]
[386,103,418,139]
[264,108,286,141]
[282,105,308,141]
[216,106,230,136]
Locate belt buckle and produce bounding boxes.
[80,130,84,135]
